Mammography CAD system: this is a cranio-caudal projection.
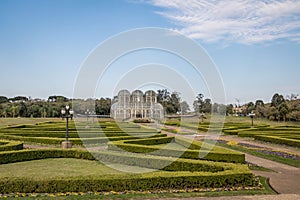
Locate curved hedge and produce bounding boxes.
[254,135,300,148]
[109,136,245,163]
[0,140,23,151]
[0,133,167,145]
[0,149,229,172]
[0,149,254,193]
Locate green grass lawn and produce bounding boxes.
[0,158,121,178]
[0,118,62,128]
[0,158,160,179]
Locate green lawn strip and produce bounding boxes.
[0,118,62,128]
[0,158,123,179]
[215,141,300,167]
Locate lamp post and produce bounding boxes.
[91,111,96,123]
[85,109,90,128]
[249,112,255,128]
[61,105,74,148]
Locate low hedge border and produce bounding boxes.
[0,133,167,145]
[0,172,255,194]
[109,137,245,163]
[254,135,300,148]
[0,140,23,151]
[0,149,225,172]
[0,149,254,193]
[0,132,162,138]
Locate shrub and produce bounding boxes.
[0,140,23,151]
[0,133,167,145]
[133,119,151,123]
[109,137,245,163]
[0,171,255,193]
[254,135,300,148]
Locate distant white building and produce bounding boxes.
[111,89,164,121]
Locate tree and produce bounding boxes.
[0,96,8,104]
[255,100,264,107]
[10,105,18,118]
[96,98,111,115]
[180,101,190,114]
[18,102,27,117]
[246,102,255,113]
[193,93,204,113]
[254,100,265,117]
[156,89,181,114]
[47,95,68,102]
[202,98,212,113]
[9,96,28,102]
[169,92,181,114]
[157,89,170,103]
[278,102,289,122]
[226,104,234,115]
[271,93,284,107]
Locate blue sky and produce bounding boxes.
[0,0,299,104]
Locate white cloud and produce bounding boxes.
[147,0,300,44]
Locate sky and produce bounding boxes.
[0,0,299,105]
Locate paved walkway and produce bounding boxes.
[148,194,300,200]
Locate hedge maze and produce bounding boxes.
[0,120,260,194]
[165,120,300,148]
[223,124,300,148]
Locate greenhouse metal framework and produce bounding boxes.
[111,89,164,121]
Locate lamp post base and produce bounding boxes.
[61,141,72,149]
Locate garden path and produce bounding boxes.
[149,194,300,200]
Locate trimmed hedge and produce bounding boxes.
[109,137,245,163]
[0,140,23,151]
[0,133,167,145]
[0,132,160,138]
[0,172,255,194]
[254,135,300,148]
[3,150,229,173]
[125,136,174,145]
[0,149,230,172]
[0,149,254,193]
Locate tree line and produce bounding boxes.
[226,93,300,122]
[0,92,299,121]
